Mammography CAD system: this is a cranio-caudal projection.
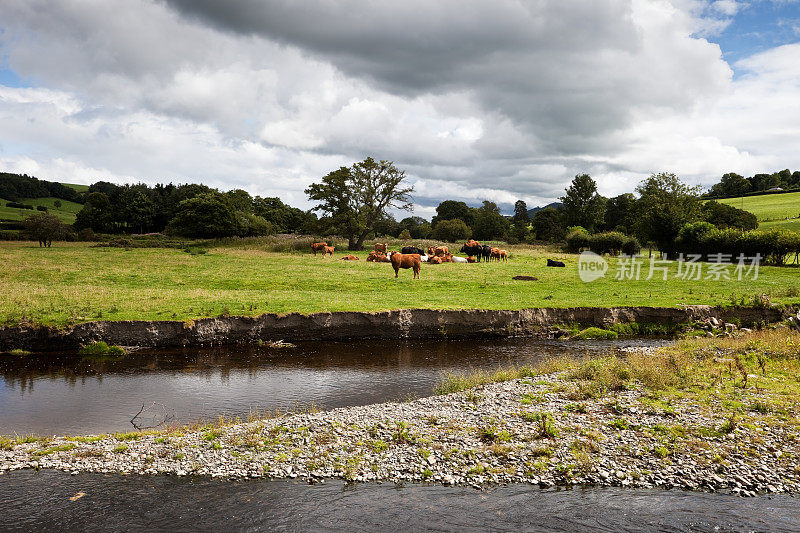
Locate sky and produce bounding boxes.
[1,0,799,218]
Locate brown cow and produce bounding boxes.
[498,249,508,262]
[322,245,334,257]
[311,242,327,256]
[439,253,453,263]
[366,251,380,262]
[490,247,501,261]
[391,253,421,279]
[340,255,359,260]
[428,256,442,264]
[374,243,388,253]
[434,246,449,257]
[427,246,437,257]
[467,256,477,263]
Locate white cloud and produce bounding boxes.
[0,0,798,214]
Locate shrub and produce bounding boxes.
[565,228,590,253]
[79,342,126,357]
[432,219,471,243]
[588,232,627,255]
[36,205,48,212]
[573,327,618,340]
[6,202,34,210]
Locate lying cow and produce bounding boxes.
[466,256,477,263]
[402,246,426,255]
[451,256,468,263]
[311,242,328,256]
[374,243,388,254]
[340,255,359,260]
[391,253,421,279]
[547,258,566,267]
[428,256,442,264]
[367,251,385,262]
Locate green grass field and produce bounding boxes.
[1,241,798,327]
[718,191,800,231]
[0,197,83,224]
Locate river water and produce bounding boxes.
[2,337,798,531]
[0,338,667,435]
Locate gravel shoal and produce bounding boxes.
[2,374,797,497]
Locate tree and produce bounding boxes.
[305,157,413,250]
[471,201,510,241]
[634,172,702,253]
[165,192,240,238]
[23,213,70,247]
[53,200,62,209]
[431,200,475,228]
[708,173,751,198]
[120,187,155,233]
[432,219,471,242]
[74,192,114,233]
[701,200,758,230]
[560,174,606,232]
[604,193,637,233]
[399,216,432,239]
[531,206,566,242]
[513,200,529,225]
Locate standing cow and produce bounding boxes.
[374,243,388,254]
[311,242,328,256]
[391,253,421,279]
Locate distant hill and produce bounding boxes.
[717,191,800,232]
[527,202,562,218]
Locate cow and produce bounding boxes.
[434,246,449,257]
[498,249,508,262]
[428,256,442,264]
[460,243,482,262]
[391,253,421,279]
[401,246,426,255]
[322,245,334,257]
[490,247,501,261]
[451,256,468,263]
[427,246,437,257]
[340,255,359,260]
[480,245,492,262]
[374,243,388,253]
[367,251,384,262]
[547,259,566,267]
[467,256,477,263]
[311,242,328,256]
[440,253,453,262]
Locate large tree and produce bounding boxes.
[634,172,702,253]
[305,157,413,250]
[23,213,71,247]
[471,201,510,241]
[560,174,606,232]
[431,200,475,228]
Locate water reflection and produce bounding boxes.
[0,338,669,435]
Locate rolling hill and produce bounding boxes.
[717,191,800,231]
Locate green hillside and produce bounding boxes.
[718,191,800,231]
[0,197,83,224]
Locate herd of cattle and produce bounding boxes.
[309,240,508,278]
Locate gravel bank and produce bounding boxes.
[2,374,798,497]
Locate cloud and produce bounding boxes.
[0,0,798,215]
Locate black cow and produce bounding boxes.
[460,244,483,262]
[480,245,492,262]
[401,246,426,255]
[547,259,566,267]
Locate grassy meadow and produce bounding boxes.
[718,191,800,231]
[0,196,83,224]
[1,240,799,327]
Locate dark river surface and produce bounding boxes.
[2,337,798,531]
[0,338,668,436]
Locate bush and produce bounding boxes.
[6,202,34,210]
[588,232,627,255]
[573,327,619,340]
[620,235,641,256]
[36,205,48,212]
[565,228,590,253]
[432,219,471,243]
[398,229,412,240]
[674,225,800,265]
[79,342,125,357]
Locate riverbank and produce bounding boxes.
[3,330,798,497]
[0,305,787,351]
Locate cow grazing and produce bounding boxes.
[401,246,426,255]
[341,255,359,260]
[460,243,482,262]
[547,259,566,267]
[374,243,388,253]
[311,242,328,256]
[391,253,422,279]
[322,245,335,257]
[467,256,477,263]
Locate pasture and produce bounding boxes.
[0,196,83,224]
[1,241,799,327]
[718,191,800,230]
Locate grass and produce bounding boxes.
[718,191,800,230]
[1,240,800,327]
[78,341,125,357]
[0,196,83,224]
[572,327,618,340]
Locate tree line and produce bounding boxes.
[705,169,800,198]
